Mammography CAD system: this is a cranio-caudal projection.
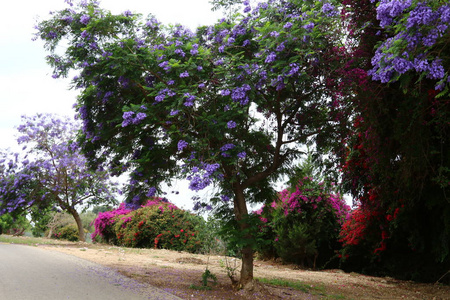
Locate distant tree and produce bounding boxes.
[0,213,30,236]
[35,0,348,288]
[92,205,114,215]
[0,114,119,242]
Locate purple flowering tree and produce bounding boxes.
[369,0,450,94]
[0,114,118,242]
[35,0,348,288]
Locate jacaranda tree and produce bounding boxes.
[0,114,118,242]
[35,0,349,288]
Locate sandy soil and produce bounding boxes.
[35,242,450,300]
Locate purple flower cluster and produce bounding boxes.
[227,120,237,129]
[371,1,450,89]
[177,140,188,151]
[186,163,221,192]
[121,111,147,127]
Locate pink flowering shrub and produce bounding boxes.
[258,177,350,268]
[91,202,131,244]
[92,198,203,253]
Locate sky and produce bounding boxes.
[0,0,224,210]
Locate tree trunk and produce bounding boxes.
[233,184,255,290]
[68,208,85,242]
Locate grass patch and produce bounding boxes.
[257,277,312,293]
[257,277,347,299]
[0,235,66,246]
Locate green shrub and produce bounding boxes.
[0,213,30,236]
[53,224,79,242]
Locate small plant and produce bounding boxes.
[189,268,217,291]
[202,268,217,287]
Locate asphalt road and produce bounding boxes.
[0,243,182,300]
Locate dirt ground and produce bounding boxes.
[31,241,450,300]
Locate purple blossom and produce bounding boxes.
[220,89,231,96]
[287,63,300,76]
[180,71,189,78]
[133,112,147,124]
[146,187,157,197]
[237,151,247,159]
[189,175,211,191]
[303,23,315,32]
[221,195,230,202]
[155,94,165,102]
[377,0,412,28]
[175,48,185,57]
[61,15,74,23]
[80,14,90,25]
[183,93,196,106]
[178,140,188,151]
[159,61,171,71]
[270,31,280,37]
[276,42,285,52]
[227,120,237,129]
[123,10,133,17]
[122,111,134,127]
[392,57,412,74]
[283,22,293,29]
[322,3,338,17]
[265,52,277,63]
[220,143,235,152]
[427,59,445,79]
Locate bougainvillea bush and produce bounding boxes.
[91,202,131,244]
[257,177,350,269]
[92,198,203,253]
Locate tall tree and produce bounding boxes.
[0,114,118,242]
[338,0,450,282]
[35,0,348,288]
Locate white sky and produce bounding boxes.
[0,0,223,210]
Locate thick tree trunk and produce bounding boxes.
[68,208,86,242]
[233,184,255,290]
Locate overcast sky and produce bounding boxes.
[0,0,224,209]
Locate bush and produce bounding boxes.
[258,177,350,269]
[114,201,203,252]
[91,203,131,244]
[52,224,79,242]
[92,198,204,253]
